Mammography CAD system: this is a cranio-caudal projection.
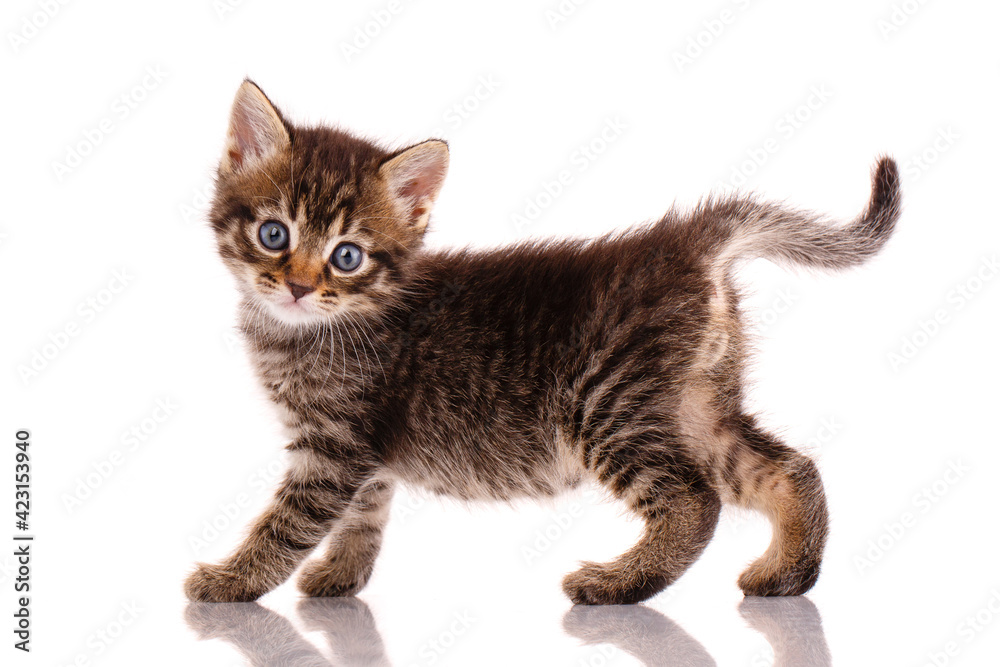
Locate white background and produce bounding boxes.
[2,0,999,665]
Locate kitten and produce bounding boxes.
[185,80,900,605]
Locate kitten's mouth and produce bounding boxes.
[265,295,323,326]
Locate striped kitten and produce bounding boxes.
[185,80,901,605]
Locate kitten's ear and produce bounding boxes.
[379,140,449,231]
[220,80,291,176]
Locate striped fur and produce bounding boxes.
[184,81,901,605]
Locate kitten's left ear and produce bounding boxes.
[379,140,449,231]
[220,80,291,176]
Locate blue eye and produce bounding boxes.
[258,220,289,250]
[331,242,363,272]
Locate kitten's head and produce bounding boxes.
[209,80,448,327]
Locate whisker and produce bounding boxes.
[305,317,327,378]
[251,195,283,207]
[346,200,384,219]
[347,311,386,384]
[261,168,290,205]
[317,319,337,399]
[334,319,347,393]
[340,315,367,397]
[355,224,410,249]
[353,233,395,255]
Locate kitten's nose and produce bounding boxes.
[285,279,316,301]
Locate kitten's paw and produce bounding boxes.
[738,557,819,597]
[562,562,667,606]
[296,559,369,598]
[184,563,263,603]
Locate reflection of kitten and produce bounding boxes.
[185,80,901,605]
[185,599,390,667]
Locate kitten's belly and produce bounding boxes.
[385,436,583,502]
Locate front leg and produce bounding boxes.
[185,446,373,603]
[297,479,394,597]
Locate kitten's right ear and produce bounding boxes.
[219,80,291,176]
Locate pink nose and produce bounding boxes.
[285,280,316,301]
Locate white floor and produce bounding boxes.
[21,475,1000,666]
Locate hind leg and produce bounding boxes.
[297,479,394,597]
[563,433,721,605]
[725,415,829,596]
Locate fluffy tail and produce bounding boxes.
[697,157,901,272]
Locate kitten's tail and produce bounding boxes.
[701,157,901,272]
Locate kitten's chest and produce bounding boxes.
[247,337,364,439]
